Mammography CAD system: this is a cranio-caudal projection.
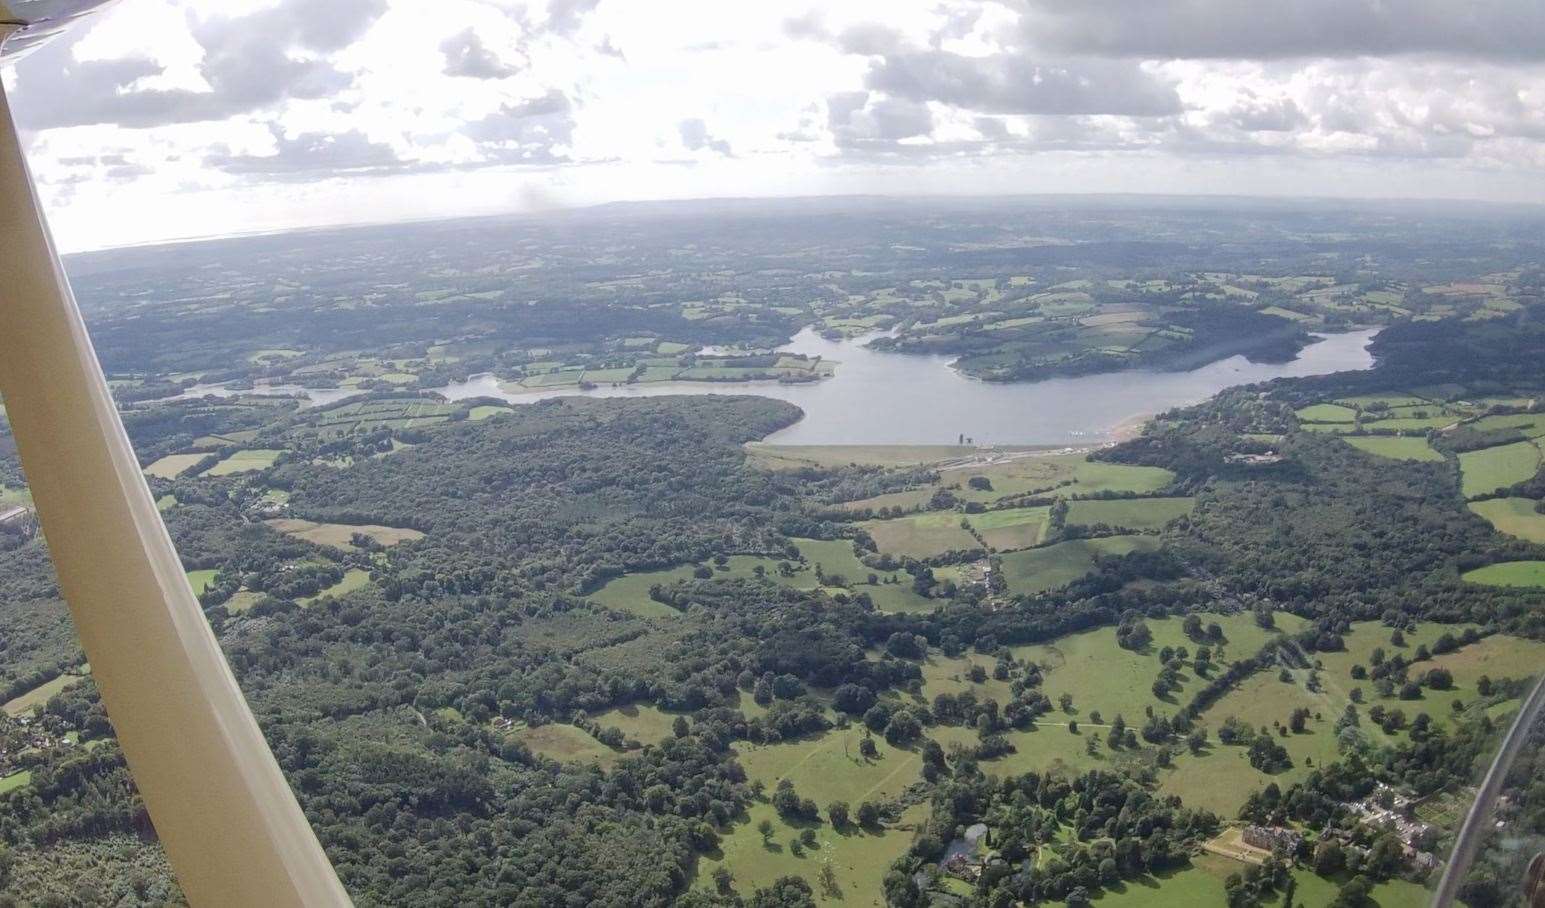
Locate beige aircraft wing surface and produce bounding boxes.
[0,6,350,905]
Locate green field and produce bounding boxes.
[1469,497,1545,542]
[998,535,1157,594]
[297,568,372,605]
[1082,854,1429,908]
[861,512,979,558]
[467,405,511,421]
[697,727,928,906]
[1459,440,1542,498]
[835,453,1173,513]
[185,568,218,594]
[1295,403,1357,423]
[143,453,206,479]
[1065,497,1194,531]
[224,591,264,613]
[0,771,32,795]
[264,518,424,550]
[1164,623,1545,815]
[3,673,85,717]
[202,449,283,476]
[969,506,1050,551]
[512,723,622,768]
[593,703,683,745]
[1343,436,1445,462]
[1462,560,1545,588]
[588,538,940,617]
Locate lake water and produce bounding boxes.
[432,327,1379,446]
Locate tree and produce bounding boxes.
[673,715,690,738]
[827,801,850,829]
[856,801,881,828]
[1331,875,1372,908]
[712,866,735,895]
[757,819,775,842]
[751,875,817,908]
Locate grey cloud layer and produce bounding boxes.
[1018,0,1545,61]
[10,0,387,128]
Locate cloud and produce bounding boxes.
[9,0,387,129]
[678,118,732,155]
[440,29,520,79]
[465,90,575,163]
[1019,0,1545,62]
[867,50,1183,116]
[544,0,601,36]
[205,128,413,179]
[827,91,935,149]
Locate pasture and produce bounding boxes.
[698,727,929,906]
[297,568,371,605]
[997,536,1157,594]
[1458,440,1541,498]
[3,672,85,718]
[1343,436,1444,462]
[202,449,283,476]
[513,723,622,768]
[264,518,424,551]
[1064,497,1194,531]
[1462,560,1545,588]
[586,538,940,617]
[143,453,206,479]
[861,512,978,558]
[185,568,218,594]
[968,506,1050,551]
[593,703,682,745]
[745,444,984,470]
[1469,498,1545,542]
[1295,403,1356,423]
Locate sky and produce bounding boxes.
[4,0,1545,251]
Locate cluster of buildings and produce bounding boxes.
[1242,824,1303,853]
[1344,784,1442,873]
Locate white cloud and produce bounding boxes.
[0,0,1542,251]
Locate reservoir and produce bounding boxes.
[433,327,1379,446]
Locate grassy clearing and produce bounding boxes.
[0,771,32,794]
[1065,497,1194,531]
[587,538,940,618]
[264,518,424,551]
[185,568,218,594]
[143,453,206,479]
[969,506,1050,551]
[587,566,695,618]
[201,449,283,477]
[699,728,927,906]
[998,536,1157,594]
[1295,403,1357,423]
[1468,497,1545,542]
[297,568,371,605]
[224,591,264,613]
[861,512,978,558]
[1163,623,1545,816]
[1459,440,1542,498]
[1462,560,1545,588]
[513,724,622,768]
[3,673,85,717]
[593,703,683,744]
[467,405,511,421]
[1343,436,1445,462]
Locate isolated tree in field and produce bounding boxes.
[856,801,881,828]
[757,819,774,842]
[827,801,849,829]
